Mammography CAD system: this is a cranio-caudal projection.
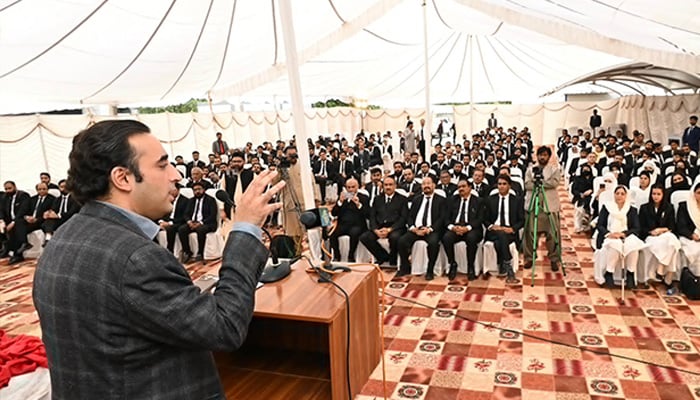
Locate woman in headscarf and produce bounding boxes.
[638,184,680,292]
[590,172,617,219]
[639,159,661,186]
[593,143,605,162]
[630,171,651,209]
[675,182,700,276]
[667,172,690,197]
[572,164,594,232]
[595,185,646,289]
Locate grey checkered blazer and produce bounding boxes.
[33,201,268,399]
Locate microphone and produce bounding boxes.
[215,190,234,207]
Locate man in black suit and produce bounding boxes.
[368,142,382,167]
[157,184,188,254]
[359,176,407,266]
[0,181,32,264]
[313,151,333,203]
[186,151,206,178]
[485,175,524,282]
[178,182,218,263]
[39,172,59,190]
[225,151,255,215]
[682,115,700,153]
[334,151,354,189]
[436,170,458,196]
[471,169,490,198]
[42,179,80,246]
[397,176,446,280]
[14,182,56,256]
[401,168,420,200]
[365,168,383,206]
[442,179,485,280]
[589,109,602,133]
[330,178,369,262]
[450,162,468,182]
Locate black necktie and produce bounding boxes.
[499,197,506,226]
[321,161,326,176]
[421,197,431,227]
[60,195,68,214]
[34,197,43,217]
[458,199,467,224]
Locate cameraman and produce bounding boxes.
[523,146,562,272]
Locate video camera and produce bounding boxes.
[532,166,544,183]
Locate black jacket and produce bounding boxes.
[1,191,31,224]
[675,202,697,239]
[332,193,370,228]
[445,195,485,236]
[28,194,56,224]
[407,194,446,234]
[161,194,189,226]
[184,194,218,228]
[638,202,675,240]
[368,194,408,231]
[485,194,524,232]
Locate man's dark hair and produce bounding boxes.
[230,151,245,160]
[3,180,16,188]
[191,181,205,190]
[497,174,512,186]
[536,146,551,156]
[67,120,150,204]
[40,172,51,179]
[58,179,67,186]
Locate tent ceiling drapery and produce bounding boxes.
[0,0,699,113]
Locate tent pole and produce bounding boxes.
[422,0,431,157]
[279,0,315,210]
[469,35,474,138]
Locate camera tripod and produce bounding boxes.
[524,178,565,287]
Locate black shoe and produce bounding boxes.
[604,272,614,289]
[523,259,533,270]
[425,271,434,281]
[394,270,410,278]
[467,271,477,281]
[625,271,636,290]
[506,270,517,284]
[15,243,32,255]
[0,249,8,259]
[193,255,203,263]
[550,260,560,272]
[8,255,24,265]
[447,263,457,280]
[181,253,193,264]
[348,257,356,263]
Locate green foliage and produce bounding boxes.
[138,98,206,114]
[311,98,352,108]
[310,98,381,109]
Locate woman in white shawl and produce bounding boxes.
[675,182,700,276]
[595,185,646,289]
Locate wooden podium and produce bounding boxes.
[214,261,380,400]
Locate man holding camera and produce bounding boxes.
[523,146,561,271]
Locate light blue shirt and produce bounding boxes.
[99,201,262,241]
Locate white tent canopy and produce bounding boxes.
[1,0,698,113]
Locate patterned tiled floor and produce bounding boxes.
[357,186,700,400]
[1,186,700,399]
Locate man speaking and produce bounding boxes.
[523,146,562,272]
[33,120,284,399]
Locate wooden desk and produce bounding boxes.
[214,262,380,400]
